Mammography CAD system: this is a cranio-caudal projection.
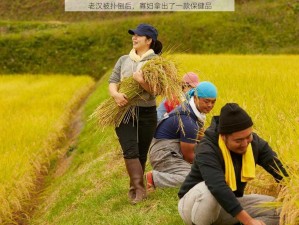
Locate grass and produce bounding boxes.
[0,74,95,224]
[30,54,299,224]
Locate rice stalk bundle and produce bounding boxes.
[277,163,299,225]
[245,169,280,196]
[91,55,183,128]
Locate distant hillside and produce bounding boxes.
[0,0,298,78]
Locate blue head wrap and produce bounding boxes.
[188,81,217,98]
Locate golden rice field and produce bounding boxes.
[175,54,299,224]
[0,75,94,224]
[1,55,299,225]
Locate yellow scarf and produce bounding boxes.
[218,135,255,191]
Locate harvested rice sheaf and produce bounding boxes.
[91,56,183,128]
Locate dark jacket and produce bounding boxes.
[178,116,288,217]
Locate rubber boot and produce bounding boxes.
[140,160,146,174]
[124,158,146,204]
[128,180,136,201]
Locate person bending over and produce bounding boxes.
[178,103,288,225]
[145,81,217,189]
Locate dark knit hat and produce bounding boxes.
[218,103,253,134]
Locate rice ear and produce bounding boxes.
[91,55,183,128]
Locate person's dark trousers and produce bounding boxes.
[116,106,157,203]
[116,106,157,165]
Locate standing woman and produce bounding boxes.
[108,24,162,204]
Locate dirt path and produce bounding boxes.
[53,103,84,178]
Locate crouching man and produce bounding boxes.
[145,81,217,189]
[178,103,288,225]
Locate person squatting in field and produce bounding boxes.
[156,72,200,123]
[108,23,163,204]
[145,81,217,190]
[178,103,288,225]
